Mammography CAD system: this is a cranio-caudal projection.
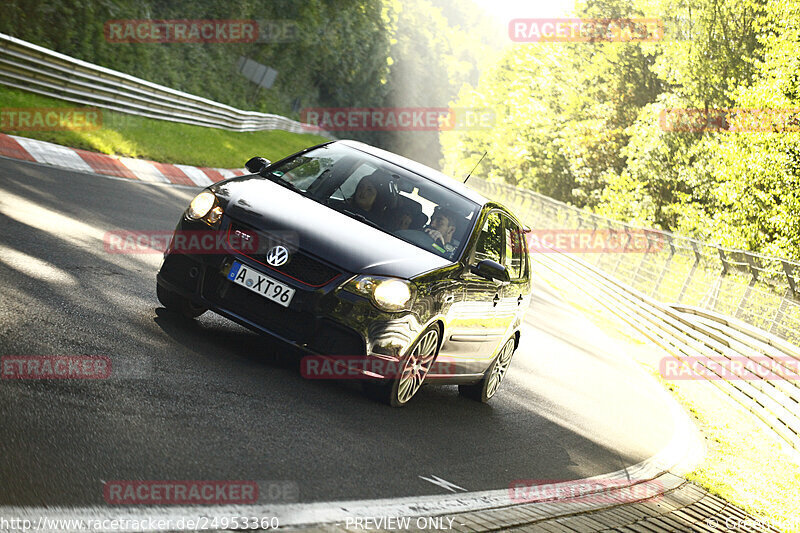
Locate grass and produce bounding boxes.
[534,262,800,533]
[0,85,329,168]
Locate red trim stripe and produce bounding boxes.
[199,167,225,183]
[0,134,241,185]
[151,162,195,186]
[0,134,35,162]
[75,149,138,180]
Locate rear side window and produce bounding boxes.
[473,212,503,264]
[503,216,526,279]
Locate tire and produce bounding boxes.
[157,283,207,318]
[459,337,516,403]
[364,325,440,407]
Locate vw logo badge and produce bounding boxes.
[266,245,290,267]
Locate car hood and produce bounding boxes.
[212,177,452,279]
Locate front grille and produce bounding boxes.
[228,221,342,287]
[275,253,341,287]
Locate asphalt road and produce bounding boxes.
[0,156,675,507]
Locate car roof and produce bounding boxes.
[337,140,490,206]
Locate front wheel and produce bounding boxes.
[459,337,516,403]
[157,283,207,318]
[364,325,440,407]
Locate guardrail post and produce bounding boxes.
[677,241,702,303]
[608,224,625,275]
[744,253,760,283]
[586,216,599,263]
[650,233,673,298]
[632,230,651,286]
[782,260,799,299]
[733,254,760,320]
[718,249,730,277]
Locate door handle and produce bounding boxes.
[493,293,500,307]
[517,294,524,305]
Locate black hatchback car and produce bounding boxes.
[157,141,532,406]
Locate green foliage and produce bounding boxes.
[4,0,794,259]
[442,0,799,260]
[704,0,800,258]
[0,0,392,118]
[0,0,503,166]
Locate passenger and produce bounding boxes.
[387,201,425,231]
[346,171,389,219]
[390,209,414,231]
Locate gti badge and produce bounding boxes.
[266,245,290,267]
[234,229,252,241]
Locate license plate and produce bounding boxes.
[227,261,295,308]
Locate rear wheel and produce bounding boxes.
[459,337,516,403]
[157,283,207,318]
[364,325,440,407]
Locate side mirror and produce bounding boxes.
[470,259,510,283]
[245,156,271,174]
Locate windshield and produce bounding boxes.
[264,144,480,261]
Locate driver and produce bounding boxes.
[423,207,458,252]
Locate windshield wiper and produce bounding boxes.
[269,176,307,196]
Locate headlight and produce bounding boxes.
[186,191,223,226]
[345,276,415,312]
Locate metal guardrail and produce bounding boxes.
[0,32,329,136]
[472,178,800,345]
[470,177,800,452]
[540,252,800,452]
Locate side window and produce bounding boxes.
[503,217,525,279]
[473,212,503,264]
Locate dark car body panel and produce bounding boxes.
[157,141,532,387]
[210,176,451,279]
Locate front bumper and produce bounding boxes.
[156,220,424,375]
